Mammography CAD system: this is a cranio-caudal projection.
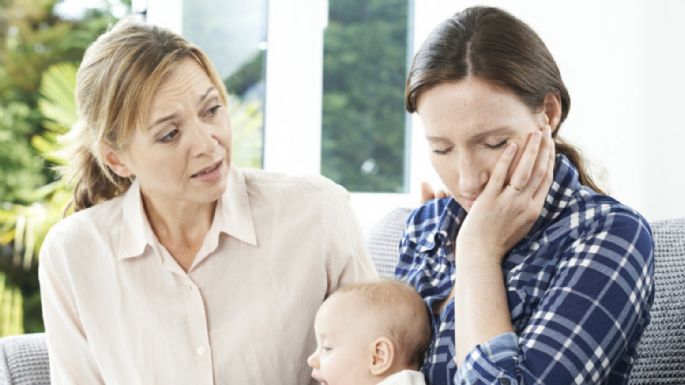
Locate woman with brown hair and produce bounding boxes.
[38,19,377,384]
[396,6,654,385]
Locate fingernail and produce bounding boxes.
[545,125,552,136]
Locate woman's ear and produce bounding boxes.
[369,337,395,376]
[103,145,133,178]
[541,92,562,131]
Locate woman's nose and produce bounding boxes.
[457,158,486,197]
[307,351,319,368]
[190,121,216,156]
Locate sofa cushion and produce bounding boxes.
[629,218,685,384]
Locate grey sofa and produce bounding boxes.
[1,209,683,384]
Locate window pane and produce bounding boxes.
[183,0,267,169]
[321,0,409,192]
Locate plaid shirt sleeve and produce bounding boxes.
[454,207,654,385]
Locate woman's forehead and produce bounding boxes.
[153,59,215,104]
[419,79,535,137]
[142,59,217,128]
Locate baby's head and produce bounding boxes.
[307,280,431,385]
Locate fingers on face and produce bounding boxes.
[484,142,518,195]
[533,134,556,202]
[526,126,554,192]
[508,129,544,191]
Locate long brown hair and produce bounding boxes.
[60,19,228,212]
[405,6,604,194]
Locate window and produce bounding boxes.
[321,0,410,193]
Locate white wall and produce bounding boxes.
[413,0,685,222]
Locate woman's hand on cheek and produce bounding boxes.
[456,125,555,266]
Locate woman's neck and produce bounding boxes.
[140,191,216,263]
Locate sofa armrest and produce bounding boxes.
[0,333,50,385]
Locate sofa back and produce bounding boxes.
[365,208,685,385]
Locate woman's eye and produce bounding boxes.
[322,347,332,353]
[432,147,452,155]
[159,128,179,143]
[485,139,508,149]
[205,104,222,117]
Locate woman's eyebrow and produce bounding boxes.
[426,126,513,143]
[148,87,218,131]
[148,113,178,131]
[425,135,452,143]
[468,126,513,142]
[199,86,216,103]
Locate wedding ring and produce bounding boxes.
[508,184,524,192]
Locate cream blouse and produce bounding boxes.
[39,166,378,385]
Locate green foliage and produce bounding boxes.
[224,51,265,97]
[0,273,23,336]
[229,94,263,169]
[321,0,408,192]
[0,0,121,336]
[0,61,78,336]
[0,103,46,203]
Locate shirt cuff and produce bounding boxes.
[454,331,519,385]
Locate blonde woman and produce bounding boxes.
[38,20,377,384]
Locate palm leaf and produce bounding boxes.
[38,62,78,133]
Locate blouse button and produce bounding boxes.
[196,347,205,355]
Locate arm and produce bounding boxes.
[38,228,104,384]
[454,126,555,365]
[322,180,379,293]
[454,211,654,384]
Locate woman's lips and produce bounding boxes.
[191,160,223,182]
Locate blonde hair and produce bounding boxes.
[331,280,431,369]
[61,19,228,212]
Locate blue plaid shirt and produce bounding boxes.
[395,154,654,385]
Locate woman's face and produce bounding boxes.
[417,76,547,211]
[107,58,232,206]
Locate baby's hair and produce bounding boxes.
[331,279,431,369]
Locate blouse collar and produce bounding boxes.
[117,165,258,260]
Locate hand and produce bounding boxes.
[455,125,555,266]
[420,181,449,203]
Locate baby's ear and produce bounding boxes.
[369,337,394,375]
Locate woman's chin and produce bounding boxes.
[460,199,475,211]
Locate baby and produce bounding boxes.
[307,280,431,385]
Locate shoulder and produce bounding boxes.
[403,197,454,247]
[240,168,349,201]
[574,189,651,240]
[565,188,653,266]
[41,196,124,261]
